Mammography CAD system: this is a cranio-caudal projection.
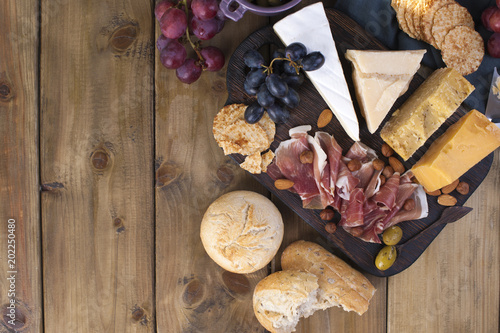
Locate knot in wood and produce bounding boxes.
[110,24,138,52]
[131,306,145,321]
[156,162,181,188]
[216,165,234,185]
[1,303,29,329]
[0,83,12,101]
[91,149,110,171]
[183,279,204,306]
[222,271,250,296]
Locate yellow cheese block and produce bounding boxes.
[380,68,475,160]
[412,110,500,192]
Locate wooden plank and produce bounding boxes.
[0,0,42,332]
[388,151,500,333]
[40,0,154,331]
[273,198,387,333]
[154,11,269,332]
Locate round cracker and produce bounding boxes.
[405,1,420,39]
[413,0,432,40]
[421,0,453,45]
[392,0,411,37]
[441,25,484,76]
[431,3,474,49]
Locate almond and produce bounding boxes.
[437,194,457,206]
[403,198,415,211]
[299,150,314,164]
[382,165,394,178]
[373,158,385,171]
[317,109,333,128]
[274,179,294,190]
[388,156,405,174]
[456,181,470,195]
[379,174,386,186]
[441,179,459,194]
[424,188,441,196]
[381,143,394,157]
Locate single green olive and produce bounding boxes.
[382,225,403,245]
[375,245,397,271]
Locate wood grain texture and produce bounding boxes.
[154,10,269,333]
[388,150,500,333]
[40,0,154,331]
[273,197,387,333]
[0,1,42,332]
[225,8,489,277]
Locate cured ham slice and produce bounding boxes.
[385,185,429,228]
[273,126,321,206]
[315,131,342,196]
[336,160,360,200]
[338,188,365,227]
[306,135,333,209]
[372,172,400,210]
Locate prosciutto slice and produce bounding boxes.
[336,160,360,200]
[338,188,365,227]
[372,172,400,210]
[306,135,333,209]
[385,185,429,228]
[315,131,342,196]
[273,126,321,205]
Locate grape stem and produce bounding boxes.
[265,56,301,75]
[181,0,207,69]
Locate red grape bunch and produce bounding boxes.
[155,0,226,84]
[481,0,500,58]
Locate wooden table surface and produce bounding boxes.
[1,0,498,332]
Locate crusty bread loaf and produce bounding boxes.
[253,270,319,333]
[200,191,284,274]
[281,240,376,315]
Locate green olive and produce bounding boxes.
[382,226,403,245]
[375,245,397,271]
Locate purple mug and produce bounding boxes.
[220,0,302,21]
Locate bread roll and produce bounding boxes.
[253,270,319,333]
[200,191,283,274]
[281,240,376,315]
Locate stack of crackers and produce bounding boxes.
[391,0,484,75]
[213,104,275,174]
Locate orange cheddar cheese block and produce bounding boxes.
[412,110,500,192]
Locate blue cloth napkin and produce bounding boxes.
[334,0,500,113]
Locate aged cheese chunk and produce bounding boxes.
[345,49,426,76]
[412,110,500,192]
[380,68,475,160]
[274,3,359,141]
[346,50,426,134]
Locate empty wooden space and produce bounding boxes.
[0,0,498,332]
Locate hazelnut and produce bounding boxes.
[350,227,363,237]
[325,222,337,234]
[456,181,470,195]
[299,150,314,164]
[381,143,394,157]
[379,174,386,186]
[373,158,385,171]
[388,156,405,174]
[320,208,335,221]
[347,159,362,172]
[382,165,394,178]
[403,198,415,211]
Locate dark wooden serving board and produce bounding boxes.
[224,9,494,277]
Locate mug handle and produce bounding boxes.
[219,0,247,22]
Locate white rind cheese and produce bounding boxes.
[273,2,360,142]
[346,49,426,76]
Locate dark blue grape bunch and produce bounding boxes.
[242,42,325,124]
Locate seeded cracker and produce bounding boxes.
[421,0,453,45]
[213,103,275,172]
[431,3,474,49]
[441,25,484,76]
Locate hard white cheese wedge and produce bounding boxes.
[345,49,426,76]
[345,49,425,133]
[273,2,360,142]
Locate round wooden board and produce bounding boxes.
[224,9,493,277]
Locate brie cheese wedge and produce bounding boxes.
[274,2,360,142]
[345,49,426,134]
